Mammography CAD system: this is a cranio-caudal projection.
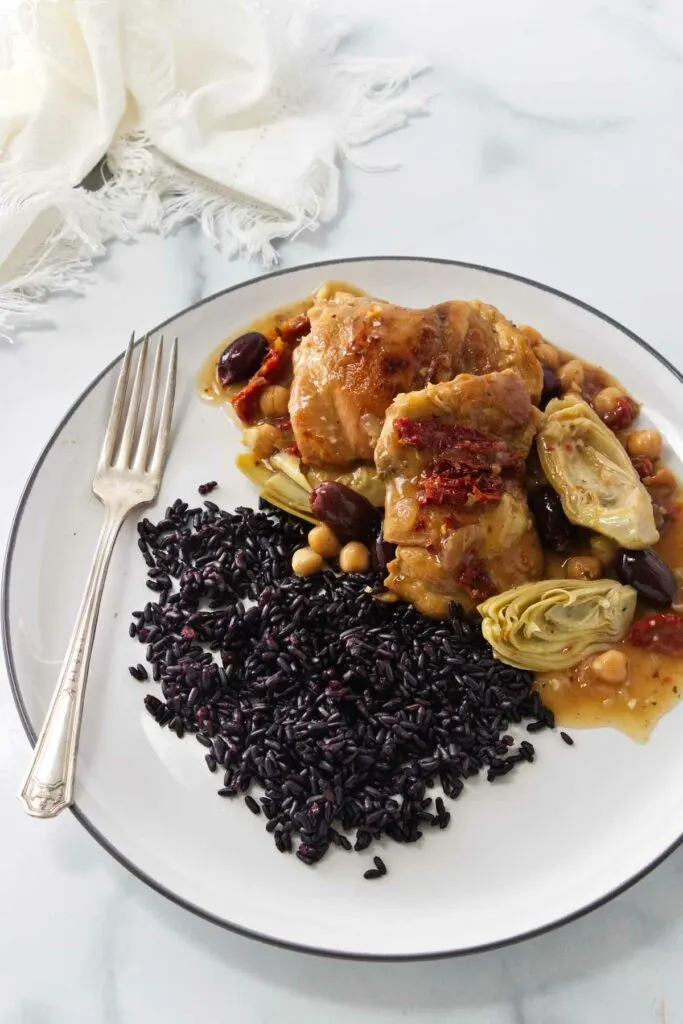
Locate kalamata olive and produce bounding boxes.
[217,332,268,387]
[373,533,396,569]
[614,548,676,607]
[528,485,577,552]
[540,366,562,410]
[310,482,380,540]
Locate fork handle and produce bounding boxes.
[19,507,127,817]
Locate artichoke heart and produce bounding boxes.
[306,465,386,507]
[537,396,658,549]
[268,451,312,492]
[478,578,637,671]
[236,453,317,524]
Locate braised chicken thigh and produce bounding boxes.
[290,293,542,467]
[374,370,543,616]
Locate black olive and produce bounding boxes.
[310,482,380,540]
[614,548,676,607]
[217,332,268,387]
[540,366,562,410]
[373,531,396,569]
[528,485,577,552]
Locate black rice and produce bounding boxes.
[129,498,550,867]
[560,731,574,746]
[244,795,261,815]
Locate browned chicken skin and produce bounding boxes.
[290,293,542,468]
[374,370,543,617]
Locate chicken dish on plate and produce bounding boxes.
[199,281,683,742]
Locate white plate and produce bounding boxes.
[5,257,683,960]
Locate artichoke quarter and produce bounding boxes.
[536,396,658,549]
[478,578,637,671]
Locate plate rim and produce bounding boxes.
[4,254,683,961]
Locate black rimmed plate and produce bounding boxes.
[5,257,683,959]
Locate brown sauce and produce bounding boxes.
[535,503,683,742]
[196,295,312,406]
[535,647,683,743]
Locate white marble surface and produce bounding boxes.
[2,0,683,1019]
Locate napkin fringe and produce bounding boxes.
[0,14,428,331]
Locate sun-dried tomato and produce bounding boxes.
[232,378,265,423]
[417,467,505,508]
[457,557,495,602]
[628,613,683,656]
[630,454,654,479]
[277,313,310,345]
[232,339,291,422]
[393,418,524,478]
[394,419,491,449]
[601,396,638,431]
[395,419,499,458]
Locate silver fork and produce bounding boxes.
[19,333,178,818]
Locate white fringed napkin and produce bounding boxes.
[0,0,428,329]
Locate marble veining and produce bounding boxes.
[2,0,683,1019]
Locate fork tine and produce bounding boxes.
[149,336,178,478]
[99,333,134,470]
[115,334,148,469]
[132,337,163,472]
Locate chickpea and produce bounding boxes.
[259,385,290,418]
[308,523,341,559]
[535,342,562,370]
[591,649,629,684]
[625,429,662,461]
[593,386,624,418]
[339,541,370,573]
[565,555,603,580]
[589,536,618,566]
[291,547,324,576]
[557,359,584,392]
[242,423,281,460]
[644,466,677,496]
